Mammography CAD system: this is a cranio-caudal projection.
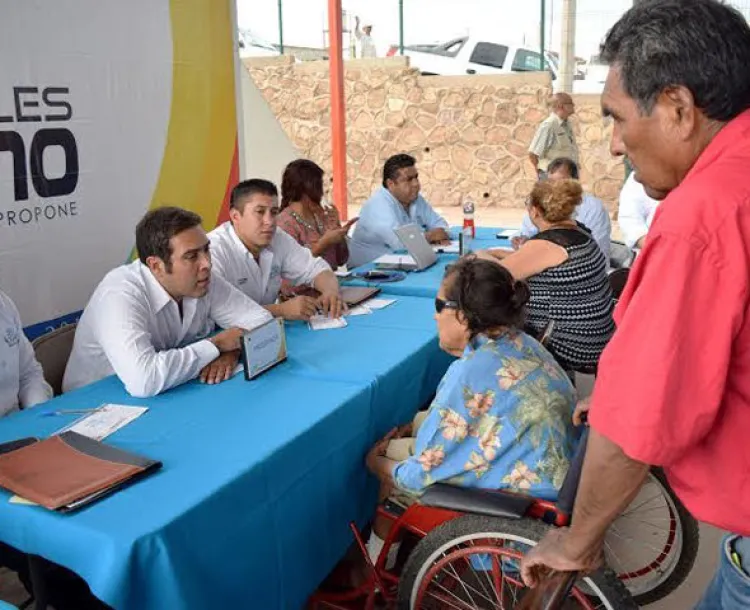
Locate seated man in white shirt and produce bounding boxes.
[348,154,450,267]
[209,179,343,321]
[512,157,612,262]
[0,290,52,596]
[618,172,660,250]
[0,290,53,417]
[63,207,272,398]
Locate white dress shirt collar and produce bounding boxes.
[139,263,173,315]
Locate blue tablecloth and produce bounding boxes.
[343,226,513,299]
[0,296,452,610]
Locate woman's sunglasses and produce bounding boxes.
[435,297,459,314]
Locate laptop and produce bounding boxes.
[374,224,438,271]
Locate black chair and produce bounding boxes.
[609,240,635,270]
[608,267,630,301]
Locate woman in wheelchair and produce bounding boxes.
[365,256,578,568]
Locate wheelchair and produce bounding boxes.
[310,425,698,610]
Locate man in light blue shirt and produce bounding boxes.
[513,157,611,263]
[348,154,450,267]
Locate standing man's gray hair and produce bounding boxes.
[600,0,750,120]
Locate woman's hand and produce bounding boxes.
[573,397,591,426]
[366,428,399,485]
[396,422,413,438]
[474,250,503,264]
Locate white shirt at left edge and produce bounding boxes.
[63,261,272,398]
[0,290,53,417]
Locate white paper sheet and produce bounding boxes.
[59,404,148,441]
[433,240,460,254]
[364,298,397,310]
[496,229,517,238]
[346,305,372,317]
[308,315,348,330]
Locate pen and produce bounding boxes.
[41,408,101,417]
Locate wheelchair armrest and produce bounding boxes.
[419,483,534,519]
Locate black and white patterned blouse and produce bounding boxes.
[525,225,615,372]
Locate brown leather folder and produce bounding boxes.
[0,431,161,511]
[339,286,381,307]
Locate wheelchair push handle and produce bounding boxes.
[555,425,589,517]
[517,422,589,608]
[517,570,579,610]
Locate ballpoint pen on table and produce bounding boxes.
[41,408,102,417]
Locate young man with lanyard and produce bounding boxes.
[208,179,344,321]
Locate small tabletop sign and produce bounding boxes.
[240,318,287,380]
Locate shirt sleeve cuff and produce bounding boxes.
[193,339,221,367]
[18,383,53,409]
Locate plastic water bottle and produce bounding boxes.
[463,199,476,240]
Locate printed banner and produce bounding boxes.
[0,0,239,338]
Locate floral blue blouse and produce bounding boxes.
[392,331,578,501]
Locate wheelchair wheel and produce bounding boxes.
[397,514,636,609]
[604,467,699,605]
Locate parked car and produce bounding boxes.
[584,54,609,86]
[387,36,603,93]
[239,29,280,58]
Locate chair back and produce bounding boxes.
[609,240,634,270]
[609,267,631,301]
[32,324,77,396]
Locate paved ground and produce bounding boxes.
[0,213,718,609]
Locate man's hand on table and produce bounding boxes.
[425,228,450,244]
[209,327,245,353]
[280,296,319,321]
[200,350,240,385]
[317,290,346,319]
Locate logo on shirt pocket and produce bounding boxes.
[4,325,20,348]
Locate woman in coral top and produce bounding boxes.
[276,159,356,271]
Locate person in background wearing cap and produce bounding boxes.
[354,16,377,58]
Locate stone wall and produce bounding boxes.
[244,56,624,212]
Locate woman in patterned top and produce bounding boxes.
[276,159,356,270]
[363,256,577,566]
[481,179,615,372]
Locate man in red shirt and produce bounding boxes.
[521,1,750,607]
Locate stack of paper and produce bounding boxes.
[308,315,348,331]
[58,404,148,441]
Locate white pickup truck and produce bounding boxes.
[387,36,603,93]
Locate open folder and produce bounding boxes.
[0,431,161,512]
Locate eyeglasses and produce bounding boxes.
[435,297,459,314]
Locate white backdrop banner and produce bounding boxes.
[0,0,240,339]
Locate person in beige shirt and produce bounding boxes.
[528,93,578,178]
